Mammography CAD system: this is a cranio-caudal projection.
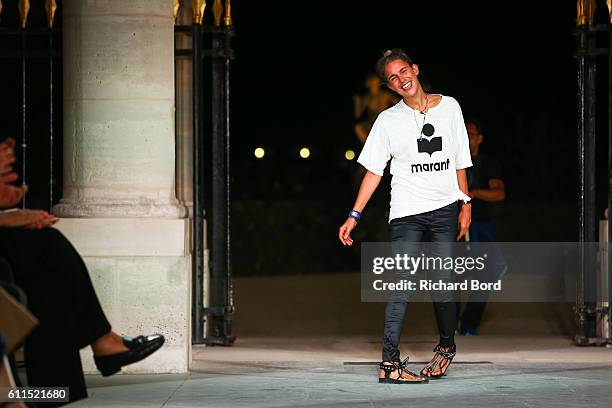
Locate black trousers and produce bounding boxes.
[0,227,111,405]
[382,202,458,362]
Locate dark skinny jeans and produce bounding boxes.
[382,202,458,362]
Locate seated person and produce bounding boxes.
[0,138,164,406]
[1,334,26,408]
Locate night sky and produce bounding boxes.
[0,1,609,275]
[229,1,583,199]
[229,1,590,275]
[231,1,578,158]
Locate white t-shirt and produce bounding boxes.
[357,95,472,221]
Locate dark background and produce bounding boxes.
[1,1,610,276]
[229,0,605,275]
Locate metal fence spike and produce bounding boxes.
[193,0,206,25]
[18,0,30,29]
[45,0,58,28]
[213,0,223,27]
[224,0,232,27]
[174,0,181,24]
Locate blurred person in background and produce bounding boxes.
[353,74,399,145]
[457,119,506,336]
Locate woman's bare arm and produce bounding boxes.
[339,170,382,246]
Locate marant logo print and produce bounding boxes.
[416,123,442,156]
[413,123,448,173]
[411,158,450,173]
[417,136,442,156]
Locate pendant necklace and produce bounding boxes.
[412,94,435,140]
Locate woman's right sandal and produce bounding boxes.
[379,357,429,384]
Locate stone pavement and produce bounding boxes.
[69,273,612,407]
[71,335,612,407]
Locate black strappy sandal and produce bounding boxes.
[379,357,429,384]
[420,344,456,379]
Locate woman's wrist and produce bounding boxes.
[348,209,362,221]
[459,196,471,205]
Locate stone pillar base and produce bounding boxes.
[53,201,187,219]
[55,218,192,374]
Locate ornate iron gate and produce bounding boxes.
[174,0,235,346]
[574,0,612,345]
[0,0,61,211]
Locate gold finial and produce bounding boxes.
[192,0,206,25]
[576,0,586,26]
[213,0,223,27]
[45,0,57,28]
[586,0,596,24]
[18,0,30,29]
[173,0,180,24]
[224,0,232,27]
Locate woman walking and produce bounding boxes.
[339,49,472,384]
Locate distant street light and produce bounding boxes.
[299,147,310,159]
[254,147,265,159]
[345,150,356,160]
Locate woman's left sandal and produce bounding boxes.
[420,344,456,379]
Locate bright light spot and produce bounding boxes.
[345,150,356,160]
[299,147,310,159]
[254,147,265,159]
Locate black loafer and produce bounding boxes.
[94,334,165,377]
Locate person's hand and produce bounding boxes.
[468,189,482,199]
[0,138,27,208]
[0,184,27,209]
[23,210,59,229]
[339,217,358,246]
[0,138,18,188]
[0,209,58,229]
[0,171,18,185]
[456,203,471,240]
[0,138,16,175]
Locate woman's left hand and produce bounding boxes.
[0,209,58,229]
[456,203,471,240]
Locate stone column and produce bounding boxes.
[175,0,194,215]
[55,0,186,219]
[54,0,191,374]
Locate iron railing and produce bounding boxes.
[0,0,61,211]
[174,0,236,346]
[574,0,612,345]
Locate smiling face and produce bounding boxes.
[384,59,420,98]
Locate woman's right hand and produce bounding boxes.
[338,217,358,246]
[339,171,381,246]
[0,209,59,229]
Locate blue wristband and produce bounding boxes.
[348,209,362,221]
